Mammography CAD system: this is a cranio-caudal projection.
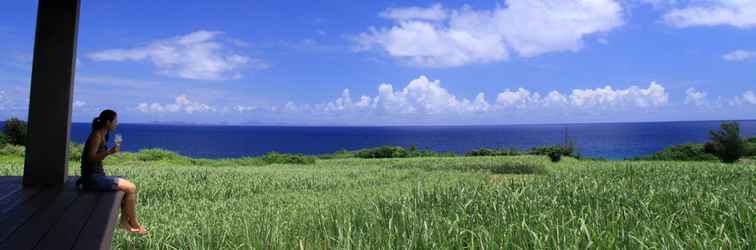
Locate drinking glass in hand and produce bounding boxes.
[114,134,123,154]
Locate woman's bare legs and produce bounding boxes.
[117,178,147,234]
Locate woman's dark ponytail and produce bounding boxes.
[91,110,117,142]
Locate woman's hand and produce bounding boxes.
[108,145,121,155]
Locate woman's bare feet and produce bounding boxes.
[127,226,148,236]
[119,215,147,235]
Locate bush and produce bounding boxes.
[548,151,562,162]
[135,148,183,162]
[69,143,85,161]
[633,144,718,161]
[259,152,316,165]
[705,122,745,163]
[465,148,521,157]
[356,146,408,159]
[3,117,27,146]
[529,145,571,157]
[317,149,355,159]
[743,142,756,157]
[0,144,25,156]
[408,149,456,157]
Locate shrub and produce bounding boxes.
[3,117,27,146]
[529,145,570,156]
[68,143,85,161]
[259,152,316,165]
[408,149,455,157]
[548,151,562,162]
[317,149,355,159]
[135,148,183,162]
[356,146,408,159]
[705,122,745,163]
[0,144,25,156]
[465,148,521,157]
[743,142,756,157]
[633,144,718,161]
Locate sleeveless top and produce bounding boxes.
[81,136,107,177]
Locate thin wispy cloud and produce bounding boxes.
[663,0,756,29]
[88,30,267,80]
[722,50,756,61]
[77,75,162,88]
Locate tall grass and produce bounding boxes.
[0,155,753,249]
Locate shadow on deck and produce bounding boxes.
[0,176,124,250]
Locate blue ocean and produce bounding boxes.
[67,120,756,160]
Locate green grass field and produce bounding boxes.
[1,155,753,249]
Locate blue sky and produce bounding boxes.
[1,0,755,125]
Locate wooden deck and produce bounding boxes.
[0,176,124,250]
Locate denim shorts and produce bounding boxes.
[80,175,122,191]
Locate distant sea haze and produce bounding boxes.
[66,120,756,160]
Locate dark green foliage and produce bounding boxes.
[408,149,456,157]
[705,122,745,163]
[68,143,85,161]
[135,148,185,162]
[633,144,718,161]
[742,142,756,157]
[317,149,355,159]
[0,144,25,156]
[464,148,521,157]
[3,117,27,146]
[746,137,756,144]
[356,146,409,158]
[259,152,316,165]
[529,145,573,157]
[548,151,561,162]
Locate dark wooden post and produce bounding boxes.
[23,0,81,186]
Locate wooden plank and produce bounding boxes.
[71,191,124,250]
[0,176,21,184]
[0,190,79,250]
[0,184,22,203]
[0,186,43,216]
[32,192,101,250]
[0,186,61,244]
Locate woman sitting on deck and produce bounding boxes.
[79,109,148,235]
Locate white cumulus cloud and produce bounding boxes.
[684,88,708,106]
[495,88,542,109]
[323,89,373,112]
[569,82,668,108]
[663,0,756,29]
[88,30,266,80]
[731,90,756,105]
[356,0,624,67]
[492,82,668,110]
[371,75,491,113]
[137,94,215,113]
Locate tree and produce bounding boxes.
[3,117,27,146]
[705,121,744,163]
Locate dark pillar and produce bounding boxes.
[23,0,81,186]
